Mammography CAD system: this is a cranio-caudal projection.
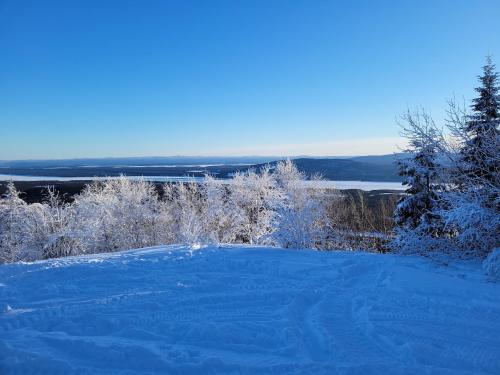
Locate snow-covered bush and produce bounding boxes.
[440,191,500,257]
[271,159,330,249]
[0,184,81,262]
[228,166,280,245]
[0,182,32,262]
[30,188,82,259]
[163,181,208,247]
[73,177,169,254]
[483,248,500,282]
[0,160,337,263]
[204,175,245,245]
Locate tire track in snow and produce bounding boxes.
[0,246,499,374]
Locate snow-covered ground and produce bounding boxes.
[1,245,499,374]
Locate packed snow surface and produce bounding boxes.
[1,246,499,374]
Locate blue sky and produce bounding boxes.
[1,0,499,159]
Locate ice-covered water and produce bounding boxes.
[0,174,403,190]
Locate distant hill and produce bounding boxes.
[0,154,403,182]
[0,156,279,169]
[251,156,402,182]
[348,154,402,166]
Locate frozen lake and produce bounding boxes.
[0,174,403,191]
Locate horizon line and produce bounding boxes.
[0,153,402,163]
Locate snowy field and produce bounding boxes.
[1,246,499,374]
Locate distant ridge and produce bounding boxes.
[0,154,403,182]
[251,155,402,182]
[0,156,280,168]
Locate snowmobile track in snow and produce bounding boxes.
[1,245,499,374]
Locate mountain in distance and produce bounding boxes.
[0,156,280,169]
[348,154,403,166]
[0,154,404,182]
[251,154,403,182]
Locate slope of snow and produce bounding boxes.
[0,245,499,374]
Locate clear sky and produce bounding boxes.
[1,0,499,160]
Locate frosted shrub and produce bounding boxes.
[483,249,500,282]
[204,175,245,244]
[229,167,279,245]
[73,177,169,253]
[442,192,500,257]
[0,182,34,262]
[0,184,81,262]
[0,160,334,263]
[0,182,41,263]
[164,182,208,246]
[271,159,330,249]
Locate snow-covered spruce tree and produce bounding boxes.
[440,59,500,256]
[392,110,445,253]
[459,56,499,190]
[271,159,330,249]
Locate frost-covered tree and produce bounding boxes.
[229,167,280,245]
[394,111,442,231]
[163,181,208,246]
[392,110,445,253]
[459,56,500,188]
[33,187,81,259]
[0,182,29,262]
[0,184,75,261]
[204,175,245,245]
[271,159,330,249]
[441,106,499,255]
[73,177,168,253]
[439,59,500,256]
[0,161,336,263]
[391,59,500,257]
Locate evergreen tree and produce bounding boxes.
[440,57,500,255]
[460,56,500,185]
[395,144,440,233]
[393,111,443,243]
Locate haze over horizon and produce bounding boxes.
[1,0,499,159]
[0,137,407,161]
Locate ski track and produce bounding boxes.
[0,245,499,374]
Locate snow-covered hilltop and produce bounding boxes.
[1,245,499,374]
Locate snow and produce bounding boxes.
[0,174,403,190]
[483,248,500,282]
[1,245,499,374]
